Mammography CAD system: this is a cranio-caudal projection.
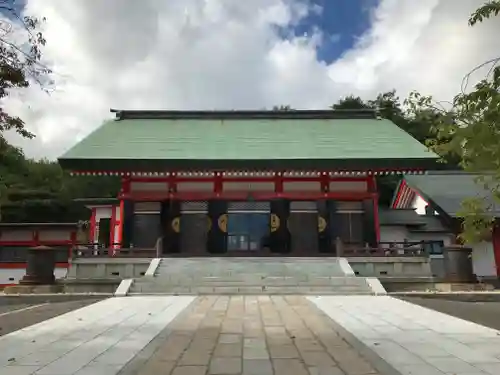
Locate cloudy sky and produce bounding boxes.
[1,0,499,160]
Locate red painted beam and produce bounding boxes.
[129,176,370,183]
[124,191,376,201]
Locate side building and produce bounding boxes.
[393,171,500,281]
[58,109,439,256]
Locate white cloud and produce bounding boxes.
[1,0,498,160]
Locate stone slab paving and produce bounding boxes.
[129,295,381,375]
[310,295,500,375]
[0,296,195,375]
[0,299,104,337]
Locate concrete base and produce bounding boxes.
[379,276,495,292]
[60,278,121,294]
[3,284,63,294]
[393,291,500,302]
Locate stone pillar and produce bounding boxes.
[269,199,291,253]
[121,200,134,248]
[160,200,181,254]
[207,200,228,254]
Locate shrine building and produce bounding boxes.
[58,109,438,256]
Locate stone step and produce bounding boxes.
[136,277,368,287]
[128,284,374,295]
[130,257,376,296]
[155,257,348,278]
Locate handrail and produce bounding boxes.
[66,240,444,258]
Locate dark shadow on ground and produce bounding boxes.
[0,298,105,336]
[401,297,500,331]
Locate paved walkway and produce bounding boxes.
[4,295,500,375]
[127,295,380,375]
[310,295,500,375]
[1,296,194,375]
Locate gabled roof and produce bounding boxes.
[378,208,426,226]
[397,171,500,218]
[378,208,448,232]
[59,109,438,172]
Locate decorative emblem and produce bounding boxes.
[318,216,327,233]
[270,214,280,232]
[171,217,180,233]
[218,214,228,233]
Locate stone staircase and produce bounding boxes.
[127,257,382,295]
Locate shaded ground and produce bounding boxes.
[0,298,105,336]
[401,296,500,331]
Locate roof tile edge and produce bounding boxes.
[109,109,378,121]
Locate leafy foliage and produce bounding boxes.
[0,140,120,222]
[329,91,454,207]
[0,7,49,138]
[402,2,500,243]
[469,0,500,26]
[272,105,294,111]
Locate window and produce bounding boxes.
[424,240,444,255]
[337,213,364,244]
[336,201,364,244]
[227,213,269,251]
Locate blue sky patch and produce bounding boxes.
[287,0,379,63]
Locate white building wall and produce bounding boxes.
[471,242,497,277]
[0,267,68,286]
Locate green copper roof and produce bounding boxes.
[59,110,438,171]
[404,172,500,217]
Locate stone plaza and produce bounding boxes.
[1,295,500,375]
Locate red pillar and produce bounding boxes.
[117,177,131,250]
[368,176,380,243]
[492,223,500,277]
[89,207,96,246]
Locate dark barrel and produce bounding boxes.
[19,246,56,285]
[443,245,475,283]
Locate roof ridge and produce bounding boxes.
[110,109,378,121]
[420,170,493,176]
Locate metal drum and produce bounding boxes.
[20,245,56,285]
[444,245,475,283]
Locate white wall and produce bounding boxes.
[0,267,68,285]
[471,242,497,277]
[381,224,496,277]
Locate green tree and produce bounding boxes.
[469,0,500,25]
[405,2,500,243]
[0,7,49,220]
[272,105,294,111]
[0,8,48,137]
[331,95,368,110]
